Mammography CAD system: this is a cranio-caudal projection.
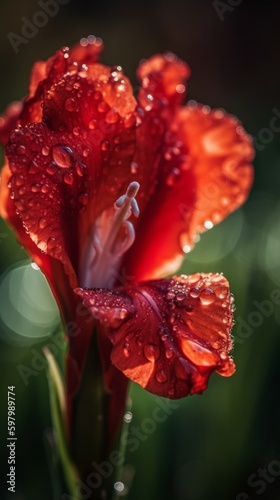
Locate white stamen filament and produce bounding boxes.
[79,182,140,289]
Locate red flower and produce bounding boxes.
[0,37,254,428]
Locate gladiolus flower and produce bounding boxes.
[0,37,254,444]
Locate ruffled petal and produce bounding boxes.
[176,105,254,245]
[22,38,104,126]
[127,105,254,281]
[5,62,138,283]
[76,273,235,398]
[137,53,190,109]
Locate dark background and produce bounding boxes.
[0,1,280,499]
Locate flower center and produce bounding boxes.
[79,182,140,288]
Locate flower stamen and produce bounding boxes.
[80,182,140,288]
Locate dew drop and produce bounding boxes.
[64,97,76,112]
[76,162,86,177]
[130,161,138,174]
[28,161,39,174]
[165,348,174,359]
[52,145,74,169]
[42,146,50,156]
[88,119,97,130]
[39,218,47,229]
[82,148,90,158]
[38,240,47,252]
[18,186,26,195]
[176,293,186,302]
[190,287,200,299]
[98,101,109,113]
[106,109,119,124]
[156,369,168,383]
[123,343,130,357]
[123,411,133,423]
[63,172,74,185]
[124,113,136,128]
[31,184,40,193]
[101,140,109,152]
[114,482,125,493]
[166,291,175,300]
[73,126,80,136]
[144,344,160,362]
[168,313,176,324]
[199,288,216,305]
[46,164,56,175]
[17,145,26,155]
[47,237,56,249]
[204,220,213,230]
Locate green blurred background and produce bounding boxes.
[0,1,280,499]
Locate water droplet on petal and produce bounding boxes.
[106,109,119,124]
[204,220,213,230]
[168,313,176,324]
[101,140,109,152]
[166,291,175,300]
[156,369,168,383]
[38,240,47,252]
[64,97,76,112]
[123,343,130,357]
[42,146,50,156]
[98,101,109,113]
[165,348,174,359]
[130,161,138,174]
[176,293,186,302]
[88,119,97,130]
[82,148,90,158]
[39,218,47,229]
[144,344,160,362]
[46,164,56,175]
[199,288,216,305]
[17,145,26,155]
[52,145,74,169]
[190,287,200,299]
[63,172,74,185]
[47,237,56,249]
[31,183,40,193]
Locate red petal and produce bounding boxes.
[76,273,235,399]
[126,105,254,281]
[6,63,138,282]
[176,105,254,246]
[137,53,190,108]
[21,39,104,126]
[6,123,84,285]
[0,101,23,146]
